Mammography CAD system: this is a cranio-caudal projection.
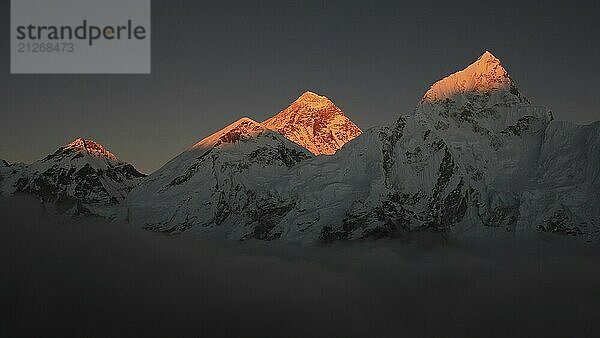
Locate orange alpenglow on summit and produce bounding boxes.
[421,51,514,102]
[263,91,362,155]
[64,138,119,160]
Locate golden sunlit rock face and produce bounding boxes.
[422,51,513,102]
[263,91,362,155]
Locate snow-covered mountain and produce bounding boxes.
[263,91,362,155]
[273,51,598,242]
[125,51,600,242]
[268,51,600,242]
[124,118,313,237]
[3,52,590,242]
[0,138,145,218]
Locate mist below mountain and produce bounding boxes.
[2,196,599,338]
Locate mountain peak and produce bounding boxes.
[468,50,506,77]
[192,117,267,149]
[478,50,501,64]
[2,138,144,218]
[64,138,118,160]
[299,90,320,98]
[422,50,512,102]
[263,91,362,155]
[293,91,335,110]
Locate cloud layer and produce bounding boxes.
[1,196,599,338]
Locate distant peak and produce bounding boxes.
[229,117,265,129]
[263,91,362,155]
[232,117,260,126]
[66,137,85,147]
[192,117,267,149]
[293,91,335,109]
[422,50,514,102]
[65,137,95,150]
[64,138,118,160]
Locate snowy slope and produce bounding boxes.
[0,138,145,218]
[263,91,362,155]
[125,118,313,237]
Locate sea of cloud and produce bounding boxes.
[1,196,599,338]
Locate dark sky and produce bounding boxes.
[1,0,599,173]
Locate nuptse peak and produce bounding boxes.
[421,50,523,103]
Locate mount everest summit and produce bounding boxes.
[263,91,362,155]
[3,51,599,242]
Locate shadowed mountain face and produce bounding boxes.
[0,138,145,218]
[124,51,600,242]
